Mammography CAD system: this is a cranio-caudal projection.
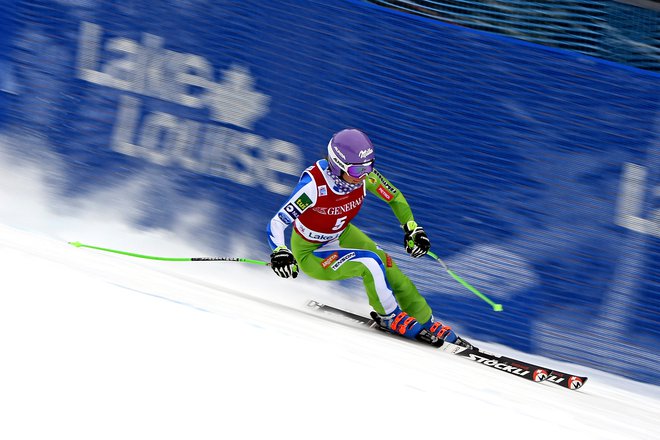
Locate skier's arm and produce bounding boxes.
[366,168,431,258]
[267,173,317,250]
[366,169,414,225]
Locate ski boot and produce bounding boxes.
[371,309,476,349]
[371,307,423,340]
[420,316,476,349]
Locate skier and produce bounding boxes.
[267,128,470,347]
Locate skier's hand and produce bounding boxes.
[270,246,299,279]
[403,221,430,258]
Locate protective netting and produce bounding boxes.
[1,0,658,384]
[370,0,660,71]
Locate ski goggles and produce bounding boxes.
[328,145,375,178]
[343,160,374,178]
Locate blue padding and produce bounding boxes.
[4,0,658,384]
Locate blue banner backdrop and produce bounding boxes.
[1,0,659,384]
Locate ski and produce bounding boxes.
[307,300,588,390]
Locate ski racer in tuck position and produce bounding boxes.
[267,128,471,347]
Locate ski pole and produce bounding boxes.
[68,241,270,266]
[427,250,503,312]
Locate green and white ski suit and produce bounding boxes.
[267,159,432,323]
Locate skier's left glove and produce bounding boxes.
[270,245,299,279]
[403,220,430,258]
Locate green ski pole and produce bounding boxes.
[68,241,270,266]
[427,250,503,312]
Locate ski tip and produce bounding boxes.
[569,376,588,390]
[493,304,503,312]
[68,241,82,248]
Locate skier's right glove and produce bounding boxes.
[270,246,299,279]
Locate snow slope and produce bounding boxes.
[0,149,658,440]
[1,222,659,440]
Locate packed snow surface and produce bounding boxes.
[1,222,659,440]
[0,151,658,439]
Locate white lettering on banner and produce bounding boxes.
[112,96,300,195]
[76,21,302,195]
[615,163,659,238]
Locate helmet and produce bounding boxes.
[327,129,375,178]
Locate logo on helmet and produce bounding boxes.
[333,146,347,161]
[330,156,343,168]
[359,148,373,159]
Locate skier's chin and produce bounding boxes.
[342,174,365,184]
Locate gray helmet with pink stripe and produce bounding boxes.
[327,129,375,178]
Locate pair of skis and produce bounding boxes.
[307,300,588,391]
